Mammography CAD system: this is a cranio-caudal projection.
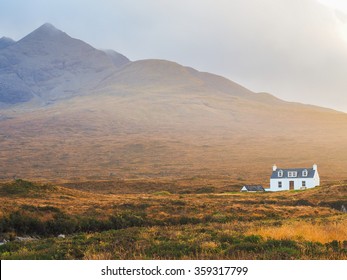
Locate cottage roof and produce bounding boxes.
[242,185,265,191]
[271,168,316,179]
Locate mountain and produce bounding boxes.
[0,23,129,105]
[1,24,347,183]
[0,37,15,50]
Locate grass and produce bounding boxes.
[1,225,346,260]
[0,180,346,259]
[248,218,347,243]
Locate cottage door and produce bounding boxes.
[289,181,294,190]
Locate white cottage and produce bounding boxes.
[269,164,320,191]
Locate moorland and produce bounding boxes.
[0,179,346,260]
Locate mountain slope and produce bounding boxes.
[1,24,347,182]
[100,59,256,98]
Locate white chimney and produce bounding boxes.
[273,164,277,171]
[313,164,317,171]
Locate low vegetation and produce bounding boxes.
[0,179,346,259]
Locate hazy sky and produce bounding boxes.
[1,0,347,112]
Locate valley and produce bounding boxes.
[0,23,347,260]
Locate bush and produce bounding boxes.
[232,242,263,252]
[21,205,61,213]
[319,201,347,211]
[196,187,215,194]
[268,247,300,259]
[109,212,147,229]
[6,211,46,235]
[265,239,298,250]
[244,235,263,244]
[218,234,241,244]
[294,199,314,206]
[0,180,56,197]
[326,240,340,252]
[171,200,186,206]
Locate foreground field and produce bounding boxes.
[0,179,346,259]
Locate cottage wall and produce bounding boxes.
[269,166,320,192]
[270,177,317,191]
[314,170,320,186]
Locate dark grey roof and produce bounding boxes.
[271,168,315,179]
[242,185,265,191]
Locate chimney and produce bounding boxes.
[273,164,277,171]
[313,164,317,171]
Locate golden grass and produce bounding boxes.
[248,218,347,243]
[1,180,346,259]
[1,180,344,223]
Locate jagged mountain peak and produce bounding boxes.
[0,23,130,105]
[18,23,70,43]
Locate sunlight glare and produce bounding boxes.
[317,0,347,13]
[317,0,347,43]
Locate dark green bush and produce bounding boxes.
[0,180,56,197]
[109,212,146,229]
[244,235,263,244]
[326,240,340,252]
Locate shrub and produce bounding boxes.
[318,201,347,211]
[244,235,263,244]
[218,234,241,244]
[109,212,146,229]
[7,211,46,235]
[21,205,61,213]
[268,247,300,259]
[0,180,56,197]
[171,200,186,206]
[196,187,215,194]
[265,239,298,250]
[232,242,263,252]
[326,240,340,252]
[294,199,314,206]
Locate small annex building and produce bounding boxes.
[240,185,265,192]
[270,164,320,192]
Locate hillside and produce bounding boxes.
[1,24,347,183]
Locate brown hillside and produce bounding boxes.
[1,24,347,184]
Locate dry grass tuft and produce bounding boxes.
[249,218,347,243]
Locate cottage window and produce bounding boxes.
[288,171,297,177]
[278,170,283,177]
[278,181,282,188]
[302,181,306,187]
[302,170,308,177]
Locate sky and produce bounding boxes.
[1,0,347,112]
